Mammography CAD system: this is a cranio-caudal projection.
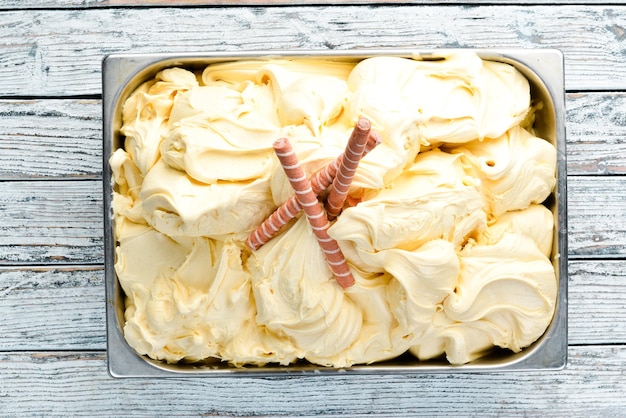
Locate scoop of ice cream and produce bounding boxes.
[249,216,363,365]
[410,232,557,364]
[116,222,299,364]
[161,82,281,183]
[109,148,145,225]
[140,160,275,238]
[329,149,487,262]
[267,67,349,135]
[452,125,557,217]
[201,59,354,88]
[277,75,347,131]
[115,221,221,362]
[339,272,414,365]
[200,59,353,138]
[479,204,554,257]
[163,59,355,194]
[383,239,460,340]
[347,52,530,145]
[121,67,199,175]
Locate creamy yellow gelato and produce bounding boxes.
[110,52,557,367]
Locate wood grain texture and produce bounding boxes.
[567,93,626,175]
[0,99,102,180]
[568,261,626,345]
[1,6,626,96]
[0,180,103,265]
[0,1,623,415]
[567,177,626,258]
[0,266,105,350]
[2,0,626,7]
[0,260,621,352]
[0,346,624,416]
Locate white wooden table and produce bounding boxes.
[1,1,625,416]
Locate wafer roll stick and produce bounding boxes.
[245,158,337,251]
[246,194,302,250]
[246,129,382,250]
[273,137,355,288]
[311,128,382,196]
[325,118,372,221]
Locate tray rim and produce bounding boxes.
[102,48,567,378]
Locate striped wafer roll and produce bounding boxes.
[245,158,339,251]
[366,129,383,153]
[325,118,372,221]
[311,159,340,196]
[246,194,302,250]
[273,137,355,288]
[246,128,382,250]
[310,127,382,196]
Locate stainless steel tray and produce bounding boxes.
[103,49,567,377]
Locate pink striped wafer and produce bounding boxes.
[245,158,339,251]
[246,194,302,250]
[246,128,382,250]
[273,137,355,288]
[311,127,381,197]
[325,118,371,221]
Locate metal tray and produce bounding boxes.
[103,49,567,377]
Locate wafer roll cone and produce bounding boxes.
[245,128,382,250]
[273,137,355,288]
[246,196,301,250]
[325,118,371,221]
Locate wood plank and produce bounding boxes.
[2,0,626,7]
[0,99,102,180]
[0,266,105,350]
[1,6,626,96]
[568,260,626,344]
[0,260,621,351]
[567,177,626,258]
[1,92,625,180]
[567,93,626,176]
[0,346,624,416]
[0,176,623,265]
[0,180,103,265]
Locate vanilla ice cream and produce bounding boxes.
[110,52,557,367]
